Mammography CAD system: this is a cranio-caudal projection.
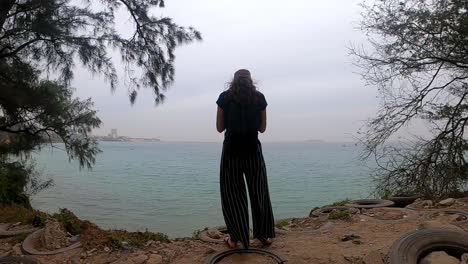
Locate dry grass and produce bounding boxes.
[0,205,46,226]
[51,209,170,250]
[275,219,290,229]
[0,206,170,251]
[81,226,169,250]
[328,210,352,221]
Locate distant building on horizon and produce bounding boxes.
[93,129,160,142]
[109,129,118,139]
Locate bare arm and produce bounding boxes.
[216,106,225,133]
[259,110,267,133]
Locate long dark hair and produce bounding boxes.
[227,69,259,105]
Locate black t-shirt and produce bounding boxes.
[217,91,267,155]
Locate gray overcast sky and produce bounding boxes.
[72,0,378,142]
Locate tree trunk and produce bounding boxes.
[0,0,15,33]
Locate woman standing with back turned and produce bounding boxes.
[216,69,275,249]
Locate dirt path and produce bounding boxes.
[2,202,467,264]
[167,217,433,264]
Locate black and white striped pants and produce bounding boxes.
[220,144,275,248]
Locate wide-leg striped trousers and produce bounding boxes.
[220,144,275,248]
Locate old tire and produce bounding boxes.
[0,257,38,264]
[199,226,285,243]
[309,206,359,218]
[405,203,438,211]
[423,210,468,224]
[22,229,81,255]
[387,228,468,264]
[359,207,419,223]
[288,221,334,234]
[387,196,420,207]
[346,199,394,209]
[199,226,257,244]
[199,226,228,243]
[206,248,286,264]
[0,224,39,238]
[273,219,290,234]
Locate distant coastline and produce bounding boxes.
[91,129,161,142]
[304,139,326,143]
[92,135,161,143]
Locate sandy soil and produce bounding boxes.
[1,200,467,264]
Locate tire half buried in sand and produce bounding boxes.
[0,256,38,264]
[0,223,39,238]
[199,226,285,244]
[359,207,419,223]
[387,228,468,264]
[206,248,286,264]
[345,199,394,209]
[22,229,81,255]
[387,195,421,207]
[423,210,468,224]
[309,206,359,218]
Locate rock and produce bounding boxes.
[341,234,361,242]
[343,255,364,264]
[40,219,71,250]
[111,259,133,264]
[146,254,163,264]
[418,221,464,232]
[121,241,130,250]
[205,247,216,254]
[419,251,459,264]
[352,240,363,245]
[439,198,456,206]
[162,248,177,261]
[69,235,80,243]
[130,254,148,264]
[145,240,154,247]
[461,253,468,263]
[0,250,12,258]
[12,243,21,255]
[448,214,463,223]
[207,229,222,239]
[422,200,433,207]
[0,242,11,251]
[363,251,384,264]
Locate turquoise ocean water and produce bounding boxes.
[31,142,373,237]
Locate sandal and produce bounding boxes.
[223,235,238,249]
[258,237,273,247]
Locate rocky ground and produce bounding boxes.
[1,198,467,264]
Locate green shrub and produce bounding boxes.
[0,160,52,208]
[0,205,48,227]
[326,199,351,207]
[192,229,201,240]
[0,205,34,223]
[107,229,170,249]
[52,208,90,235]
[0,161,32,208]
[328,211,352,221]
[275,219,290,229]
